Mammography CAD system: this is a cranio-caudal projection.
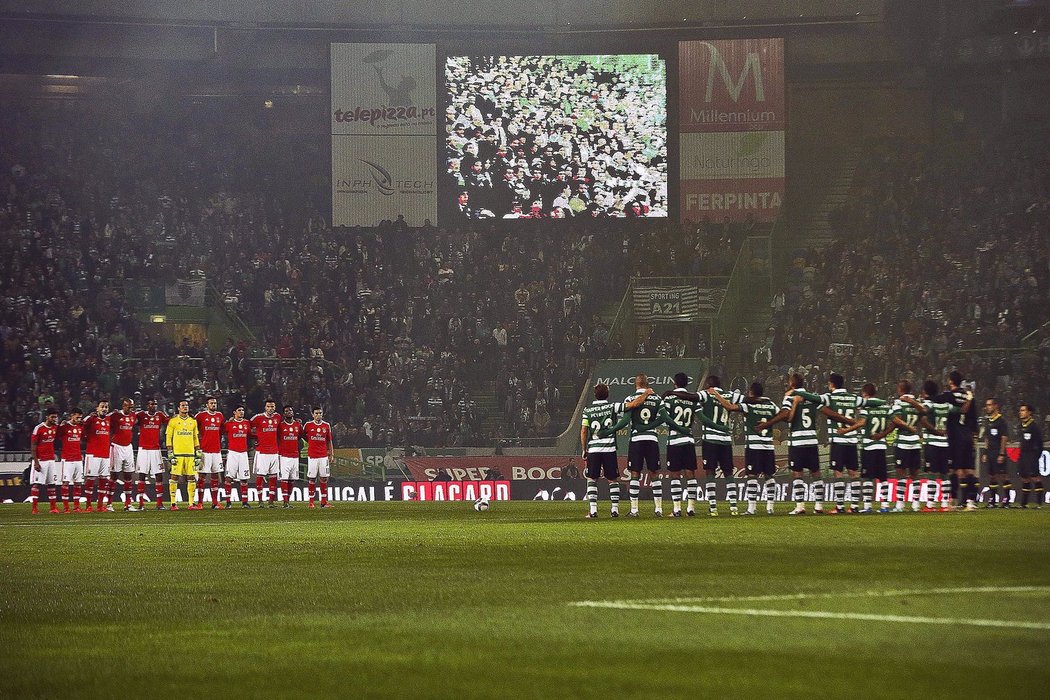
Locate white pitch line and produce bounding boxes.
[600,585,1050,606]
[570,601,1050,631]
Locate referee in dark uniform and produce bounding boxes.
[982,398,1009,507]
[1017,403,1044,509]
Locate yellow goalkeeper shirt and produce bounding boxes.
[167,415,199,456]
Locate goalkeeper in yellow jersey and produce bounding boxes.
[166,399,201,510]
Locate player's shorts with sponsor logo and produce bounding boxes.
[788,445,820,473]
[225,450,250,480]
[110,444,135,472]
[829,443,859,473]
[924,445,950,474]
[701,442,734,477]
[745,448,776,477]
[627,440,661,473]
[895,448,921,472]
[61,460,84,483]
[585,451,618,481]
[170,455,196,477]
[198,452,223,474]
[31,460,60,486]
[136,449,165,476]
[279,455,300,481]
[666,443,698,473]
[861,449,888,481]
[253,452,279,477]
[85,455,111,478]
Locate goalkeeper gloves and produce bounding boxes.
[194,449,203,468]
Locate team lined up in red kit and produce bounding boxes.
[28,399,334,513]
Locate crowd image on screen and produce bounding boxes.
[445,55,667,219]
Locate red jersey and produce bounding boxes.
[32,422,58,461]
[224,419,250,453]
[250,413,281,454]
[277,420,302,458]
[83,413,112,458]
[57,421,84,461]
[108,410,137,447]
[303,421,332,459]
[195,410,225,454]
[134,411,168,451]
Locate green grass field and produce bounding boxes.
[2,503,1049,698]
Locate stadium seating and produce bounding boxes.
[0,102,740,449]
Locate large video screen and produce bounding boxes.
[445,54,667,219]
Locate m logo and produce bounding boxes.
[700,41,765,103]
[361,160,395,196]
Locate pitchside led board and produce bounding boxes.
[331,43,438,227]
[679,38,785,223]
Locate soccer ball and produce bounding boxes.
[473,498,490,512]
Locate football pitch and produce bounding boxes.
[2,503,1049,698]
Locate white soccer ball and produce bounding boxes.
[473,497,490,512]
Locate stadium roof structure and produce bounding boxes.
[0,0,886,31]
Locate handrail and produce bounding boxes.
[605,280,635,357]
[206,284,256,343]
[1021,320,1050,347]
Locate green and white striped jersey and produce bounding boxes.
[813,390,870,445]
[662,389,699,447]
[740,397,779,450]
[859,404,893,451]
[782,394,819,447]
[581,400,619,453]
[622,390,664,443]
[699,387,742,445]
[921,400,956,449]
[891,395,922,450]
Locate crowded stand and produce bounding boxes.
[1,102,735,450]
[765,131,1050,412]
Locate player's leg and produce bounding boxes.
[264,455,279,507]
[874,453,891,512]
[666,447,683,516]
[701,443,719,515]
[279,457,293,507]
[807,448,824,514]
[719,445,739,515]
[761,453,777,514]
[626,441,642,516]
[307,458,318,508]
[83,458,97,512]
[602,454,620,516]
[97,457,112,511]
[584,454,601,518]
[645,443,663,516]
[787,448,806,514]
[859,452,875,512]
[743,449,759,515]
[684,447,699,515]
[318,457,331,508]
[893,454,909,512]
[998,461,1012,508]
